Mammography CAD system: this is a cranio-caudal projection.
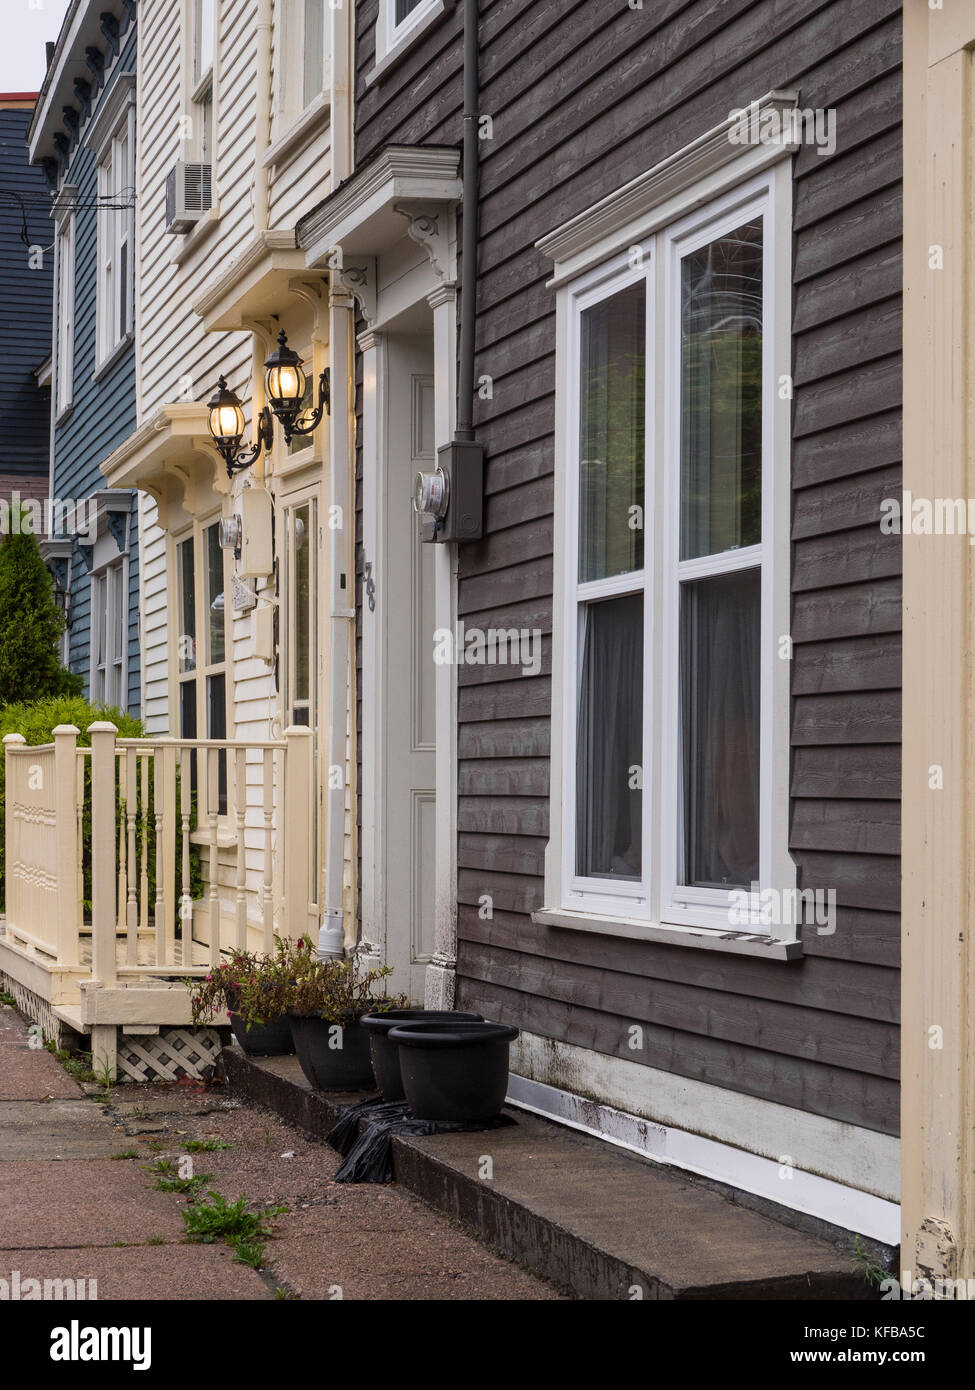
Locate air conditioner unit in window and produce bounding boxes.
[165,162,212,234]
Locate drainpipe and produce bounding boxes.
[318,290,354,961]
[456,0,480,445]
[250,0,273,481]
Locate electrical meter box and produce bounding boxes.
[239,486,274,578]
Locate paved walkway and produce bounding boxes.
[0,1004,561,1300]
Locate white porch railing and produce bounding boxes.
[3,722,316,987]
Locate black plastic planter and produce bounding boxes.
[388,1020,519,1122]
[288,1014,376,1091]
[361,1009,483,1101]
[229,1011,295,1057]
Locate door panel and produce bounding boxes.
[384,338,437,1001]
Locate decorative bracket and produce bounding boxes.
[394,202,456,284]
[331,260,376,327]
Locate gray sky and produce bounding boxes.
[0,0,73,96]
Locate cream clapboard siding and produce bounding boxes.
[134,0,341,927]
[137,492,169,734]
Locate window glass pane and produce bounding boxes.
[207,673,228,815]
[395,0,424,23]
[578,282,645,583]
[178,538,196,673]
[294,504,311,706]
[205,523,225,665]
[303,0,325,105]
[110,564,125,663]
[680,218,763,561]
[575,592,643,880]
[179,680,197,739]
[680,567,760,890]
[195,0,215,81]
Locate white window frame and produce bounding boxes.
[95,108,135,369]
[90,558,128,710]
[189,0,217,165]
[54,210,75,417]
[273,0,330,134]
[548,159,795,945]
[373,0,445,77]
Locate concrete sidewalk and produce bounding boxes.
[222,1048,877,1301]
[0,1004,562,1300]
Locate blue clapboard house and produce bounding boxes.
[0,94,53,515]
[28,0,140,714]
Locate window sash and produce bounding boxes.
[561,178,783,933]
[56,218,74,413]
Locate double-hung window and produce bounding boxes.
[91,561,127,709]
[556,168,793,939]
[191,0,216,166]
[55,211,75,415]
[96,110,135,366]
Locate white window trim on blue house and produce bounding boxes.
[535,93,800,960]
[54,193,76,421]
[86,73,136,375]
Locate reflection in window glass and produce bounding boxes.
[576,592,643,880]
[680,219,763,561]
[205,522,224,665]
[178,538,196,673]
[578,282,645,584]
[680,567,760,889]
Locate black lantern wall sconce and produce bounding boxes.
[207,330,331,478]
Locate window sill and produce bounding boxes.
[55,401,74,428]
[264,93,331,169]
[532,908,803,960]
[367,1,450,87]
[92,334,133,384]
[171,206,222,266]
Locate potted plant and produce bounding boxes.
[388,1019,520,1122]
[281,956,407,1092]
[362,1009,483,1101]
[190,938,311,1057]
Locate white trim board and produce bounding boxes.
[507,1032,900,1246]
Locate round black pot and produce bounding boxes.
[287,1014,376,1091]
[228,1011,294,1057]
[362,1009,483,1101]
[388,1020,519,1122]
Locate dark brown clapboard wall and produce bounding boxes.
[355,0,902,1137]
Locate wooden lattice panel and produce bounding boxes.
[116,1028,225,1082]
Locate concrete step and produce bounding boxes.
[220,1047,874,1301]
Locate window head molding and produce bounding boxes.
[83,71,136,156]
[537,90,799,287]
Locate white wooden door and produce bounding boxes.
[383,337,437,1001]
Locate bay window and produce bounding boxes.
[556,172,793,938]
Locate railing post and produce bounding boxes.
[52,725,80,967]
[89,722,118,987]
[284,726,314,940]
[3,733,26,933]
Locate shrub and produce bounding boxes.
[0,696,202,918]
[0,527,84,703]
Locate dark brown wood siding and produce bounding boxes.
[355,0,902,1137]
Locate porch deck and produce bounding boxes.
[0,722,318,1074]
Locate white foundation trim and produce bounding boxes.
[507,1032,900,1245]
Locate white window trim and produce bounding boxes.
[370,0,447,84]
[541,143,796,952]
[89,557,129,711]
[54,207,75,419]
[94,100,136,371]
[185,0,218,167]
[272,0,330,141]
